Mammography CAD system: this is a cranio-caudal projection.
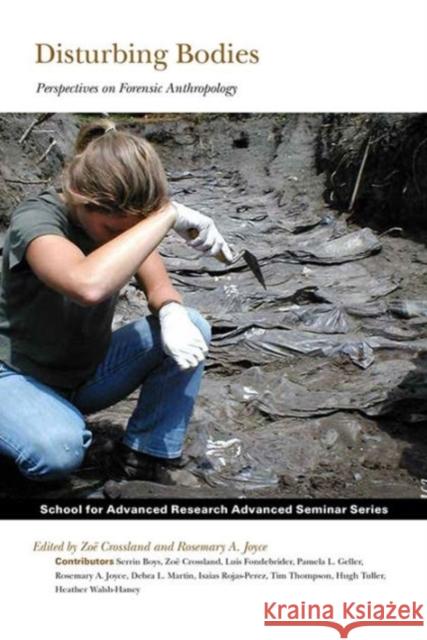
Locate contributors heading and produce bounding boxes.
[35,42,260,71]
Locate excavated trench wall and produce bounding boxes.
[317,113,427,234]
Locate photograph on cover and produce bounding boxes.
[0,112,426,501]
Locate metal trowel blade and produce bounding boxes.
[242,249,267,289]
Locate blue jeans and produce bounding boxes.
[0,308,211,481]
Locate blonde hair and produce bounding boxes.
[62,118,169,217]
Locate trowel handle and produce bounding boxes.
[187,228,230,264]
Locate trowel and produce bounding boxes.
[188,228,266,289]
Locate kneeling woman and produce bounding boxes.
[0,119,231,484]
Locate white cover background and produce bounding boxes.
[0,520,425,639]
[0,0,426,111]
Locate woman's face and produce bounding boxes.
[71,206,140,245]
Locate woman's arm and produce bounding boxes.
[134,250,182,313]
[26,206,176,306]
[135,250,208,370]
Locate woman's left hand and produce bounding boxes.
[159,302,209,370]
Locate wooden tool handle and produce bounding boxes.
[188,227,229,264]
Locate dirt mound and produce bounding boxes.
[0,113,78,229]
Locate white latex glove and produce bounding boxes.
[171,201,233,262]
[159,302,209,370]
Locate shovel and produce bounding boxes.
[188,228,266,289]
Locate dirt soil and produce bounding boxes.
[1,113,427,500]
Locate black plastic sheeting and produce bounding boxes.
[157,171,425,377]
[138,167,427,490]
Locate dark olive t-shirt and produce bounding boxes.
[0,188,118,389]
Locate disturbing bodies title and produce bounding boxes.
[35,42,260,71]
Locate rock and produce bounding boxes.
[321,429,339,448]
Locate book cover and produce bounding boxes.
[0,1,425,638]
